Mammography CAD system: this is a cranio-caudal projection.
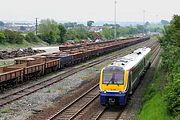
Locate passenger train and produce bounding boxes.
[99,47,151,106]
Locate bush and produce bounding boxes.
[25,32,39,43]
[164,79,180,116]
[164,61,180,116]
[0,32,6,44]
[3,30,24,44]
[159,15,180,117]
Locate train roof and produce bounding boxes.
[106,47,151,71]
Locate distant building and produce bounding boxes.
[88,26,103,32]
[3,22,35,32]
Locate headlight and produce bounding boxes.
[121,90,126,93]
[101,91,106,93]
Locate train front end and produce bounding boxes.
[99,66,128,106]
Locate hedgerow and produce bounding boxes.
[159,15,180,117]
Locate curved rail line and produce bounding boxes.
[0,40,156,107]
[47,42,160,120]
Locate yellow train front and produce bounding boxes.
[99,47,151,106]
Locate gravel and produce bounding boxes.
[0,57,111,120]
[0,39,154,120]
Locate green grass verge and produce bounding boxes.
[137,60,172,120]
[0,39,48,50]
[139,93,170,120]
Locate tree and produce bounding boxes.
[145,21,150,26]
[15,32,24,44]
[25,32,39,43]
[136,25,145,33]
[64,29,76,40]
[64,22,77,28]
[39,19,59,44]
[57,24,66,43]
[48,31,56,44]
[64,27,89,41]
[161,20,169,25]
[159,15,180,116]
[103,23,120,29]
[74,27,88,39]
[100,27,114,39]
[0,21,4,26]
[0,32,6,43]
[4,30,16,43]
[127,27,138,35]
[3,30,24,44]
[87,21,94,27]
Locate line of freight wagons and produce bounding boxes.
[0,37,150,88]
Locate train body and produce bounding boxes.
[99,47,151,106]
[0,37,150,89]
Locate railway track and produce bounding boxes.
[94,108,122,120]
[45,42,160,120]
[93,44,161,120]
[47,84,99,120]
[0,39,156,107]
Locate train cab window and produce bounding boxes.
[103,69,124,85]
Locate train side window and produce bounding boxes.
[132,59,144,82]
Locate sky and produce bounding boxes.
[0,0,179,23]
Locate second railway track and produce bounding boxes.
[92,44,161,120]
[0,39,157,107]
[47,84,99,120]
[43,41,160,120]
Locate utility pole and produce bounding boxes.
[35,18,38,35]
[114,0,117,39]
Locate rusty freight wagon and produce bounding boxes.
[0,36,150,90]
[0,65,24,87]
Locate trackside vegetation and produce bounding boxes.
[138,15,180,120]
[0,19,164,46]
[138,67,171,120]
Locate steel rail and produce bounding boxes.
[0,40,156,107]
[47,84,99,120]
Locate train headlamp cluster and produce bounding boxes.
[100,91,106,93]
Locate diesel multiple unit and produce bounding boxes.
[99,47,151,106]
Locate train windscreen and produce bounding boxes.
[103,68,124,85]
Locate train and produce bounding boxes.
[99,47,151,106]
[0,37,150,89]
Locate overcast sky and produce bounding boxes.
[0,0,179,22]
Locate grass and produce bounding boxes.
[137,60,172,120]
[46,89,52,93]
[139,93,170,120]
[0,39,48,50]
[0,108,10,113]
